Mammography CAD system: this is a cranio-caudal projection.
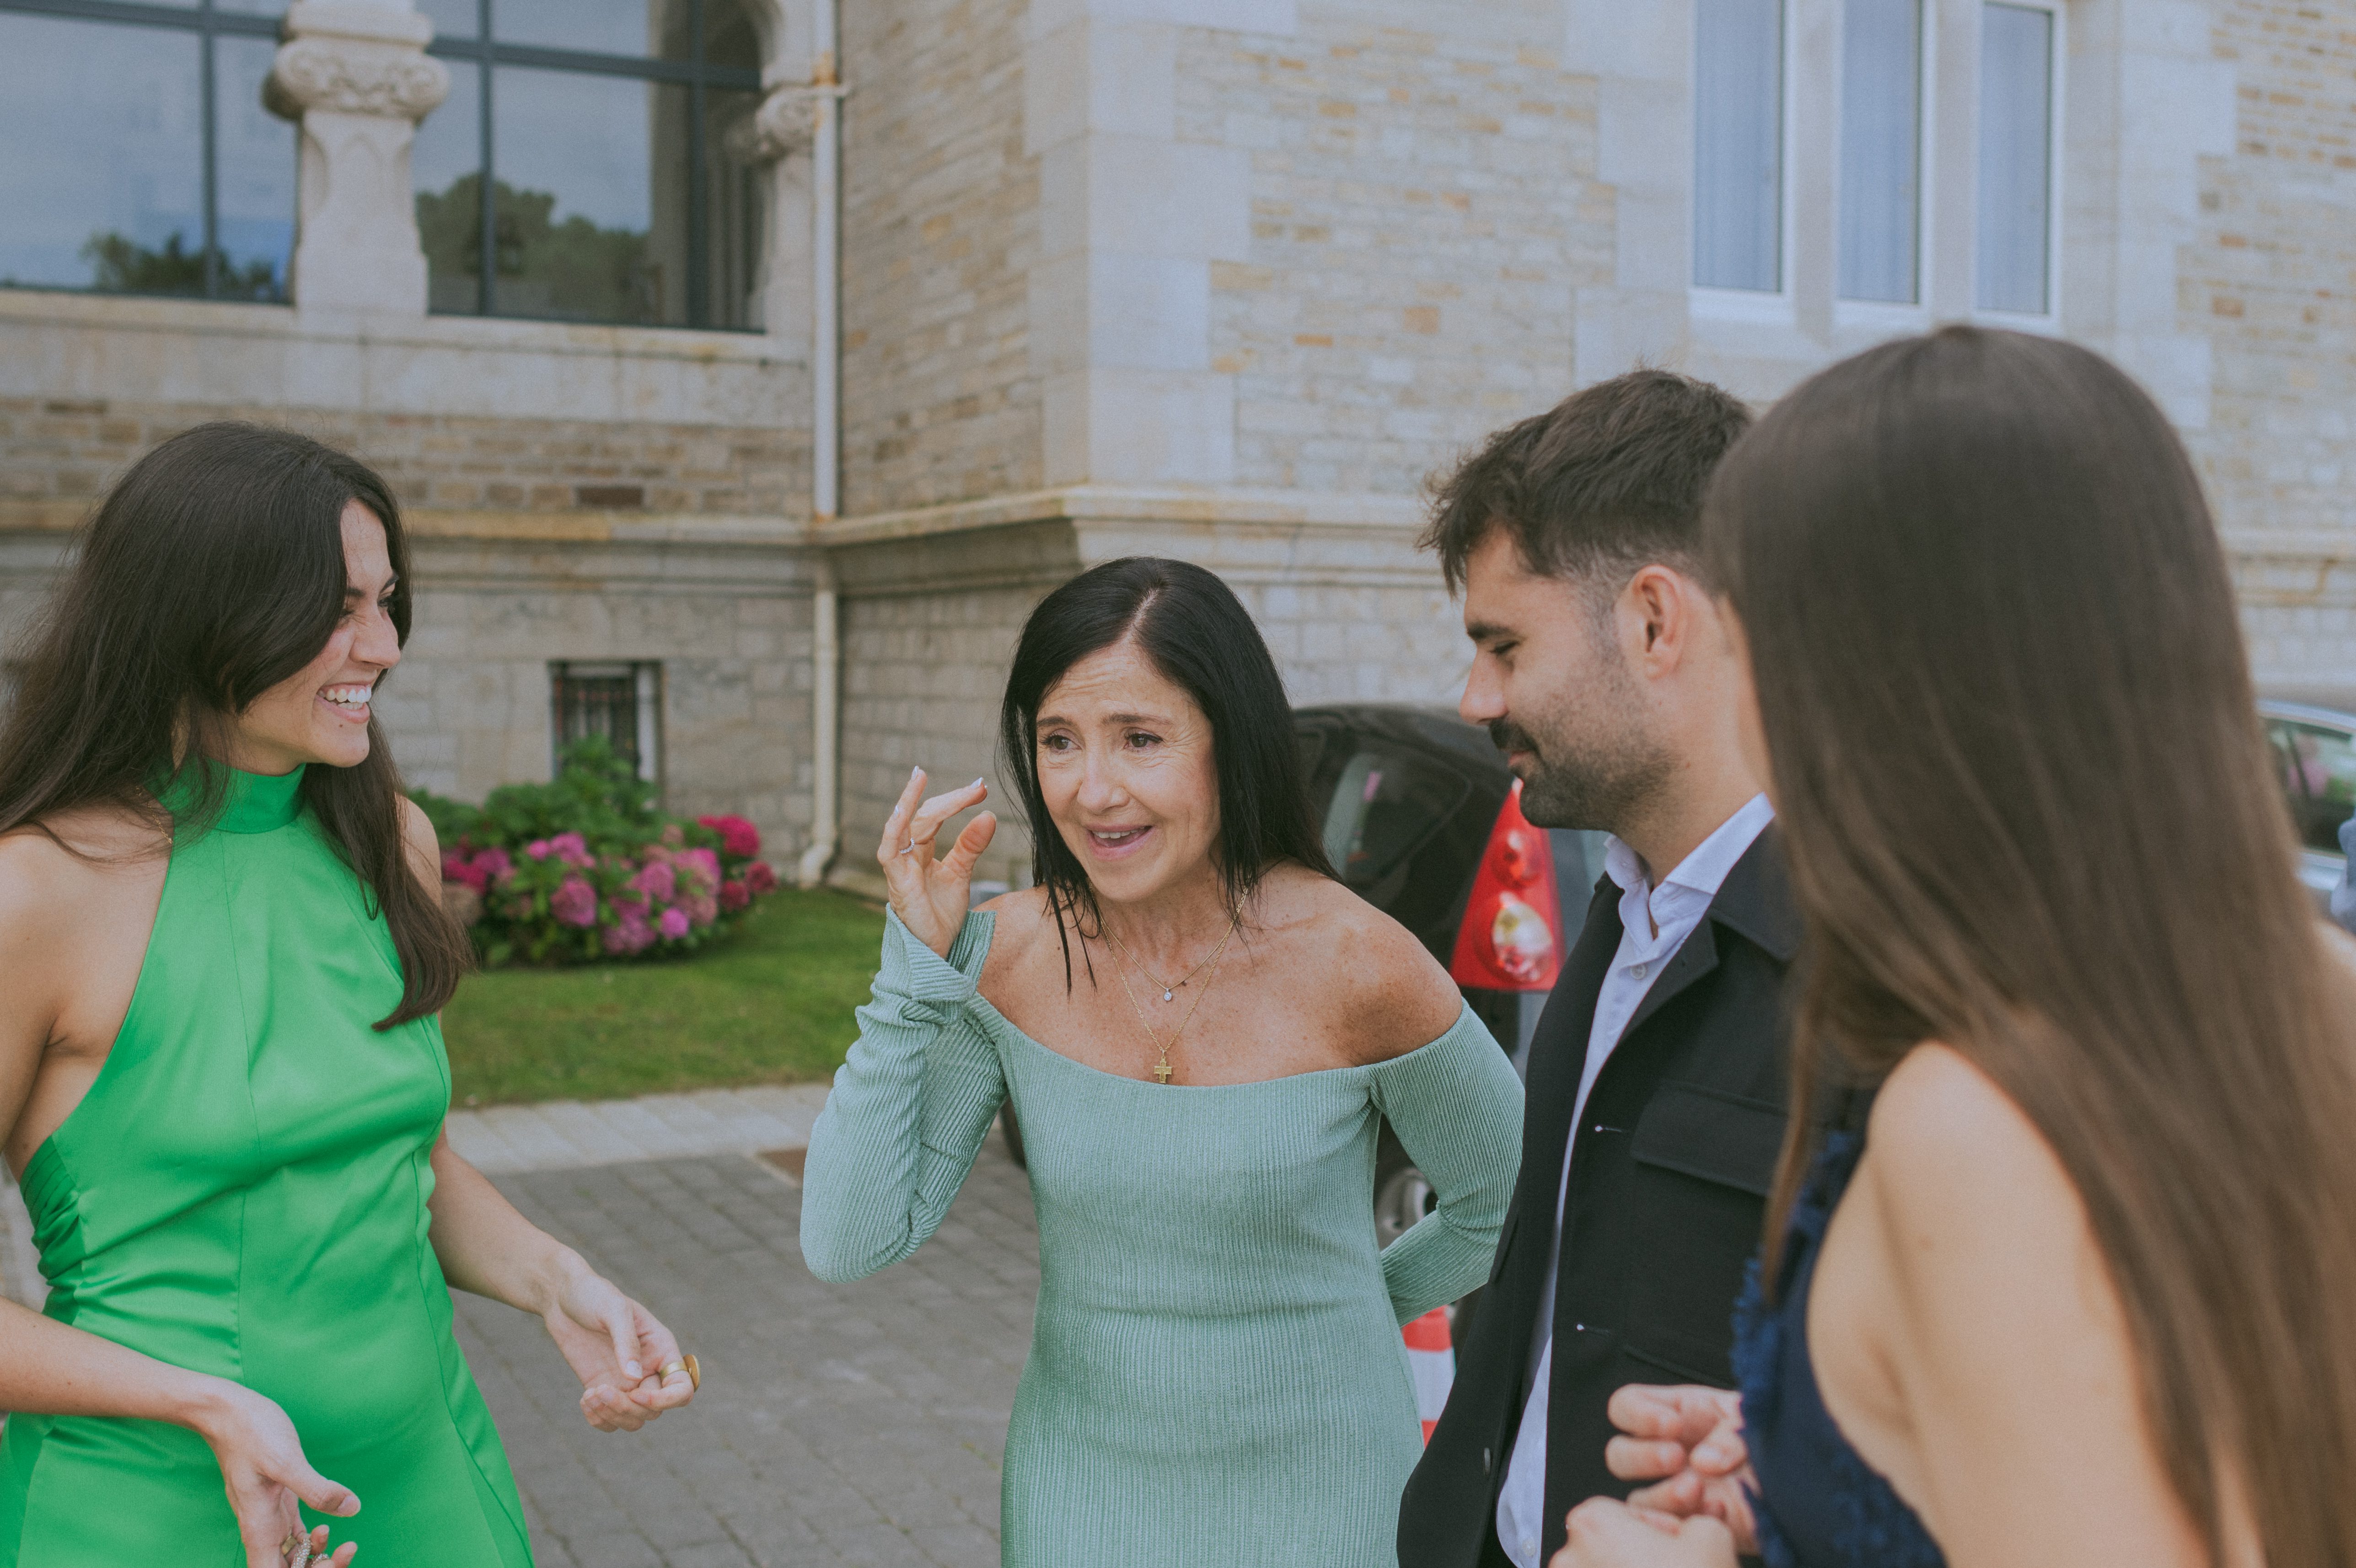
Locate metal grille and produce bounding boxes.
[550,660,661,784]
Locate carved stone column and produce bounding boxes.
[265,1,448,315]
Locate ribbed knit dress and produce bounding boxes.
[800,910,1523,1568]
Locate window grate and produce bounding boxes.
[550,660,663,787]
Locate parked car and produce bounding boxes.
[2259,695,2356,910]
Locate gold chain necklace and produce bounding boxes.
[1106,908,1240,1083]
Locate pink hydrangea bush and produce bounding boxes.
[409,740,784,967]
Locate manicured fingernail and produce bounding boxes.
[340,1496,362,1516]
[626,1360,642,1379]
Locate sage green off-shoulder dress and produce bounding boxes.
[800,910,1524,1568]
[0,765,531,1565]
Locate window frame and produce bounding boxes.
[424,0,765,330]
[550,658,666,788]
[1970,0,2065,329]
[1689,0,1799,322]
[0,0,289,303]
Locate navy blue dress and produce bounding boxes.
[1729,1134,1945,1568]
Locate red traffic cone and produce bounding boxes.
[1402,1307,1454,1443]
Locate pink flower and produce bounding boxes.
[441,848,489,892]
[525,838,553,861]
[548,832,593,868]
[682,893,719,928]
[744,861,777,895]
[603,906,656,955]
[658,906,692,941]
[550,875,599,928]
[660,824,685,847]
[676,847,720,894]
[698,814,762,859]
[471,847,513,885]
[718,879,751,914]
[630,860,678,902]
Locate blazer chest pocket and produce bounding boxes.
[1629,1082,1784,1198]
[1621,1084,1787,1381]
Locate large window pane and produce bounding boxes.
[1694,0,1784,292]
[216,35,296,301]
[1839,0,1921,303]
[414,62,486,314]
[493,67,685,324]
[1977,3,2054,313]
[0,15,204,293]
[496,0,692,61]
[417,0,478,38]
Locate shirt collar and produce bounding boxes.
[1603,792,1776,902]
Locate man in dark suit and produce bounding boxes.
[1397,370,1797,1568]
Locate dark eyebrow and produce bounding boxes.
[345,575,399,600]
[1464,619,1517,643]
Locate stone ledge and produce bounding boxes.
[0,288,801,369]
[816,483,1426,547]
[0,501,806,546]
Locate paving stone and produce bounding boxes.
[455,1145,1036,1568]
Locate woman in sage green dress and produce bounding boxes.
[0,425,696,1568]
[801,558,1524,1567]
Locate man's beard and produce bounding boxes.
[1488,710,1670,834]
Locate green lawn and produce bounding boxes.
[440,888,885,1107]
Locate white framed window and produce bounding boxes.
[1838,0,1927,305]
[1975,0,2061,318]
[551,660,664,785]
[1693,0,1788,296]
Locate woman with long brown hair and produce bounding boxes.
[0,423,696,1568]
[1552,326,2356,1568]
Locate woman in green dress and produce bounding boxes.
[0,425,697,1568]
[800,558,1524,1566]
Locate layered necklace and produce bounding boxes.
[1104,906,1241,1084]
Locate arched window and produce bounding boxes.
[413,0,770,330]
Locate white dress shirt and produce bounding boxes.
[1495,793,1776,1568]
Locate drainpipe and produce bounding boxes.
[795,0,844,889]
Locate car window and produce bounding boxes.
[1319,747,1472,891]
[2266,718,2356,855]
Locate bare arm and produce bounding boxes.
[397,799,694,1430]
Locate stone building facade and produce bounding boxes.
[2,0,2353,887]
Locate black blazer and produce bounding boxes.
[1399,829,1800,1568]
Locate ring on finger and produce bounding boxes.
[901,840,918,855]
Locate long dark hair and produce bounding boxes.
[1706,326,2356,1566]
[998,557,1335,983]
[0,422,470,1029]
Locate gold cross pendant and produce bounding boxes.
[1153,1060,1174,1084]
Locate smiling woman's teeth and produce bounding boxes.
[1092,828,1145,846]
[322,684,373,712]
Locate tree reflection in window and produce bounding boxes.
[413,0,767,330]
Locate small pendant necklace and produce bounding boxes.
[1106,919,1233,1003]
[1108,907,1241,1083]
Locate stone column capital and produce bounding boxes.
[263,2,446,313]
[265,4,447,123]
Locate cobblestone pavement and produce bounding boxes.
[452,1140,1039,1568]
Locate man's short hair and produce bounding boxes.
[1422,369,1752,593]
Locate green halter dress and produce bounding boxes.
[0,765,532,1566]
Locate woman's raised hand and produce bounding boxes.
[878,766,996,957]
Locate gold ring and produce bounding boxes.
[668,1353,702,1390]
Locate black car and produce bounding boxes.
[1000,703,1606,1274]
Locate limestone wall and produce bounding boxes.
[1187,0,1605,495]
[839,0,1043,514]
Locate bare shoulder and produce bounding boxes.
[1859,1042,2087,1294]
[0,806,166,1006]
[1266,867,1461,1064]
[976,884,1057,990]
[397,796,441,892]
